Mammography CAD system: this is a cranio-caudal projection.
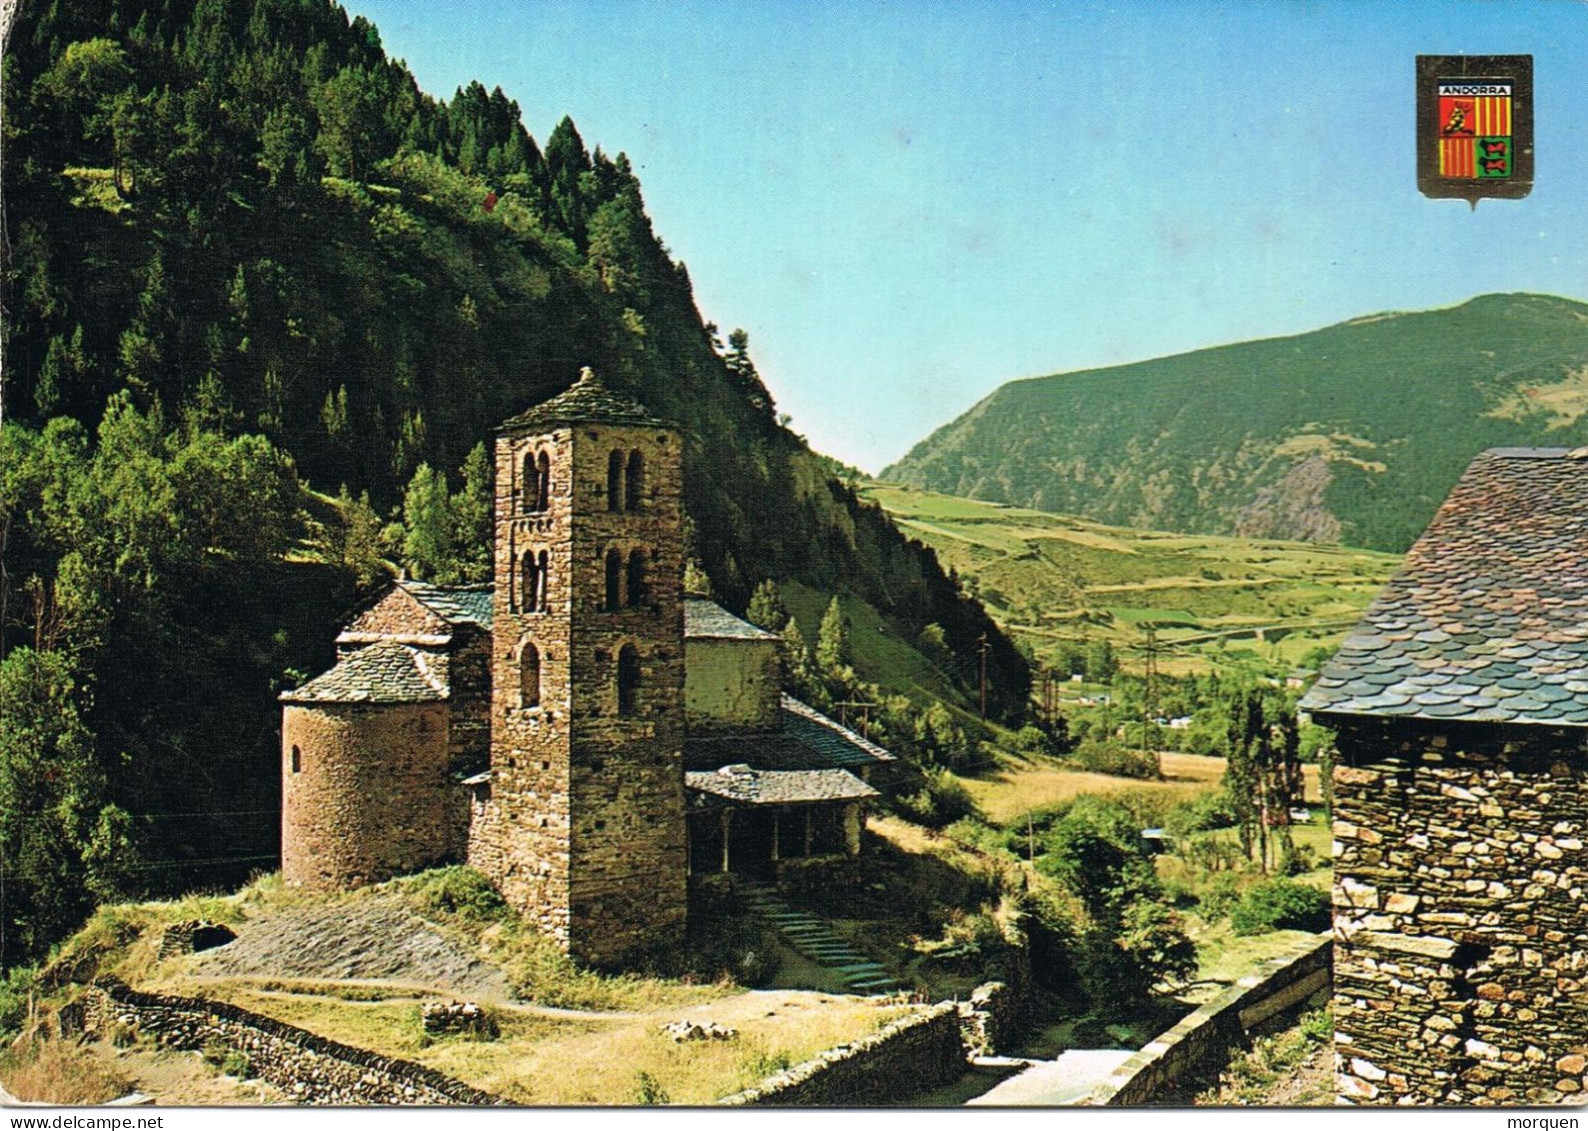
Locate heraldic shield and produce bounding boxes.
[1417,55,1532,205]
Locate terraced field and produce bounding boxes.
[863,484,1403,677]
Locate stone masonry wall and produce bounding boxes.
[684,637,782,733]
[282,701,456,890]
[1085,932,1333,1106]
[82,981,504,1105]
[717,1003,965,1106]
[1330,717,1588,1105]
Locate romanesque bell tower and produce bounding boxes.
[468,368,688,967]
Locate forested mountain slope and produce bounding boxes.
[0,0,1026,964]
[885,294,1588,552]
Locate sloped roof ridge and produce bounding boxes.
[499,367,671,432]
[280,640,449,704]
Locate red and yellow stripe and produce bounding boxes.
[1472,96,1511,137]
[1439,137,1475,178]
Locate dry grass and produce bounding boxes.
[0,1038,133,1104]
[218,984,914,1104]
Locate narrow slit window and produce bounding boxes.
[625,449,644,511]
[627,548,646,607]
[536,550,550,612]
[290,745,301,774]
[607,450,624,512]
[520,642,541,709]
[617,645,640,716]
[605,548,624,611]
[536,451,551,512]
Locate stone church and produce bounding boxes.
[1302,447,1588,1104]
[279,370,892,967]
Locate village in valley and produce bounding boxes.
[2,0,1585,1113]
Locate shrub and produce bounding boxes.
[221,1049,252,1078]
[403,866,509,923]
[633,1071,670,1104]
[1165,789,1238,836]
[1230,878,1331,935]
[1197,871,1244,922]
[894,768,979,828]
[0,966,37,1039]
[1068,739,1158,780]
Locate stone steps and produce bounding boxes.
[739,882,900,994]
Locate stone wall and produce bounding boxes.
[82,981,505,1106]
[282,700,457,890]
[1329,717,1588,1105]
[717,1003,965,1106]
[1085,932,1333,1106]
[684,636,782,733]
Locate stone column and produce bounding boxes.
[720,810,732,873]
[844,803,862,856]
[771,810,781,862]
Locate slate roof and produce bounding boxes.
[684,695,897,772]
[499,367,671,432]
[281,641,449,704]
[400,581,494,631]
[683,599,778,641]
[1300,448,1588,726]
[685,766,878,809]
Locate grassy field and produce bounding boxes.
[956,752,1322,825]
[863,483,1401,678]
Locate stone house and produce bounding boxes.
[1300,447,1588,1104]
[281,370,892,967]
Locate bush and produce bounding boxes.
[1165,789,1238,836]
[403,866,508,923]
[1068,740,1158,780]
[894,768,979,828]
[1197,871,1244,922]
[1230,878,1331,935]
[0,966,37,1039]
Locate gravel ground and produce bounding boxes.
[188,896,512,1000]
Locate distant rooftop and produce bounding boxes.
[684,695,896,772]
[499,367,671,433]
[281,640,449,704]
[399,580,493,631]
[1301,447,1588,726]
[684,598,778,641]
[685,766,877,809]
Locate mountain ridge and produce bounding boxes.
[884,293,1588,552]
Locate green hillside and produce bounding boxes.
[884,294,1588,552]
[0,0,1025,966]
[864,484,1403,677]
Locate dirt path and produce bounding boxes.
[93,1042,288,1106]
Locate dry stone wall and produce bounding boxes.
[1330,718,1588,1105]
[83,981,505,1105]
[1085,932,1333,1106]
[717,1003,965,1106]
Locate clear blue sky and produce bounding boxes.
[348,0,1588,473]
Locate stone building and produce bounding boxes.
[1300,447,1588,1105]
[281,369,892,967]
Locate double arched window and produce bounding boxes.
[523,450,551,513]
[520,549,549,613]
[616,644,640,717]
[607,448,646,512]
[602,546,649,610]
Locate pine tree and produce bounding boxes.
[816,595,852,674]
[401,463,454,581]
[746,579,788,632]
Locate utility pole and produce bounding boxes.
[976,633,990,718]
[835,700,876,740]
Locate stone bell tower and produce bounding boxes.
[467,367,688,967]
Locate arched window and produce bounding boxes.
[290,745,301,774]
[617,645,640,716]
[627,548,646,608]
[535,550,550,612]
[536,451,551,512]
[520,643,541,709]
[605,548,624,611]
[607,450,624,512]
[522,452,537,511]
[625,449,644,511]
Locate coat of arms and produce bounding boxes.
[1418,55,1532,205]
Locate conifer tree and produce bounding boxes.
[746,579,788,632]
[816,595,852,674]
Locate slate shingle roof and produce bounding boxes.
[400,581,493,631]
[1300,448,1588,726]
[499,367,671,432]
[685,767,878,809]
[683,598,778,641]
[281,641,449,704]
[684,695,897,772]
